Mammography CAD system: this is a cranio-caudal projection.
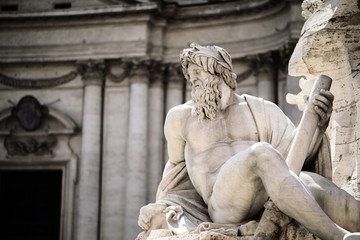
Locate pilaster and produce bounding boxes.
[75,59,105,240]
[165,63,185,113]
[124,59,150,240]
[148,61,166,203]
[247,52,276,102]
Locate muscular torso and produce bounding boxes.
[181,99,259,202]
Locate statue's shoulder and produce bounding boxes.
[167,101,193,117]
[165,101,193,126]
[241,94,279,110]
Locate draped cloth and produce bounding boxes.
[155,94,332,234]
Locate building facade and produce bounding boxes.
[0,0,305,239]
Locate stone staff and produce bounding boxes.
[286,74,332,176]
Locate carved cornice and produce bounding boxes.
[165,0,284,20]
[76,60,105,86]
[0,71,78,89]
[98,0,141,3]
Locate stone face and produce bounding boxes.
[288,0,360,197]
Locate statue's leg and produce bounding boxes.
[209,142,349,240]
[300,171,360,232]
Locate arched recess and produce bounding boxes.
[0,95,78,240]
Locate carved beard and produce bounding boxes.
[191,75,222,120]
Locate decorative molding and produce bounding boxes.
[15,96,46,131]
[166,63,184,84]
[149,61,166,86]
[129,59,152,84]
[107,60,133,83]
[0,95,78,158]
[166,0,284,20]
[246,52,274,76]
[98,0,142,4]
[4,135,57,157]
[0,71,78,89]
[76,60,105,86]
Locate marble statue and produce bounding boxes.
[137,43,360,240]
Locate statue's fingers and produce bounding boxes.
[314,106,330,128]
[320,89,334,101]
[313,99,329,112]
[314,106,326,120]
[314,94,332,106]
[138,215,150,230]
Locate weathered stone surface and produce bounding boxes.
[138,43,359,240]
[288,0,360,197]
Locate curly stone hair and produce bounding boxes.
[180,43,237,91]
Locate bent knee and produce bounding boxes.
[250,142,275,154]
[250,142,282,161]
[248,142,286,169]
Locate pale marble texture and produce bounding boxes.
[138,44,360,240]
[288,0,360,198]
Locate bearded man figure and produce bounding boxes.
[138,43,360,240]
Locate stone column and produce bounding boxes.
[147,61,166,203]
[248,53,276,103]
[76,60,105,240]
[259,54,276,103]
[100,60,132,240]
[257,68,275,102]
[165,64,185,113]
[124,60,150,240]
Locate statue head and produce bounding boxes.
[180,43,237,120]
[180,43,237,91]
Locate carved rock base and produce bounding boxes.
[137,201,320,240]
